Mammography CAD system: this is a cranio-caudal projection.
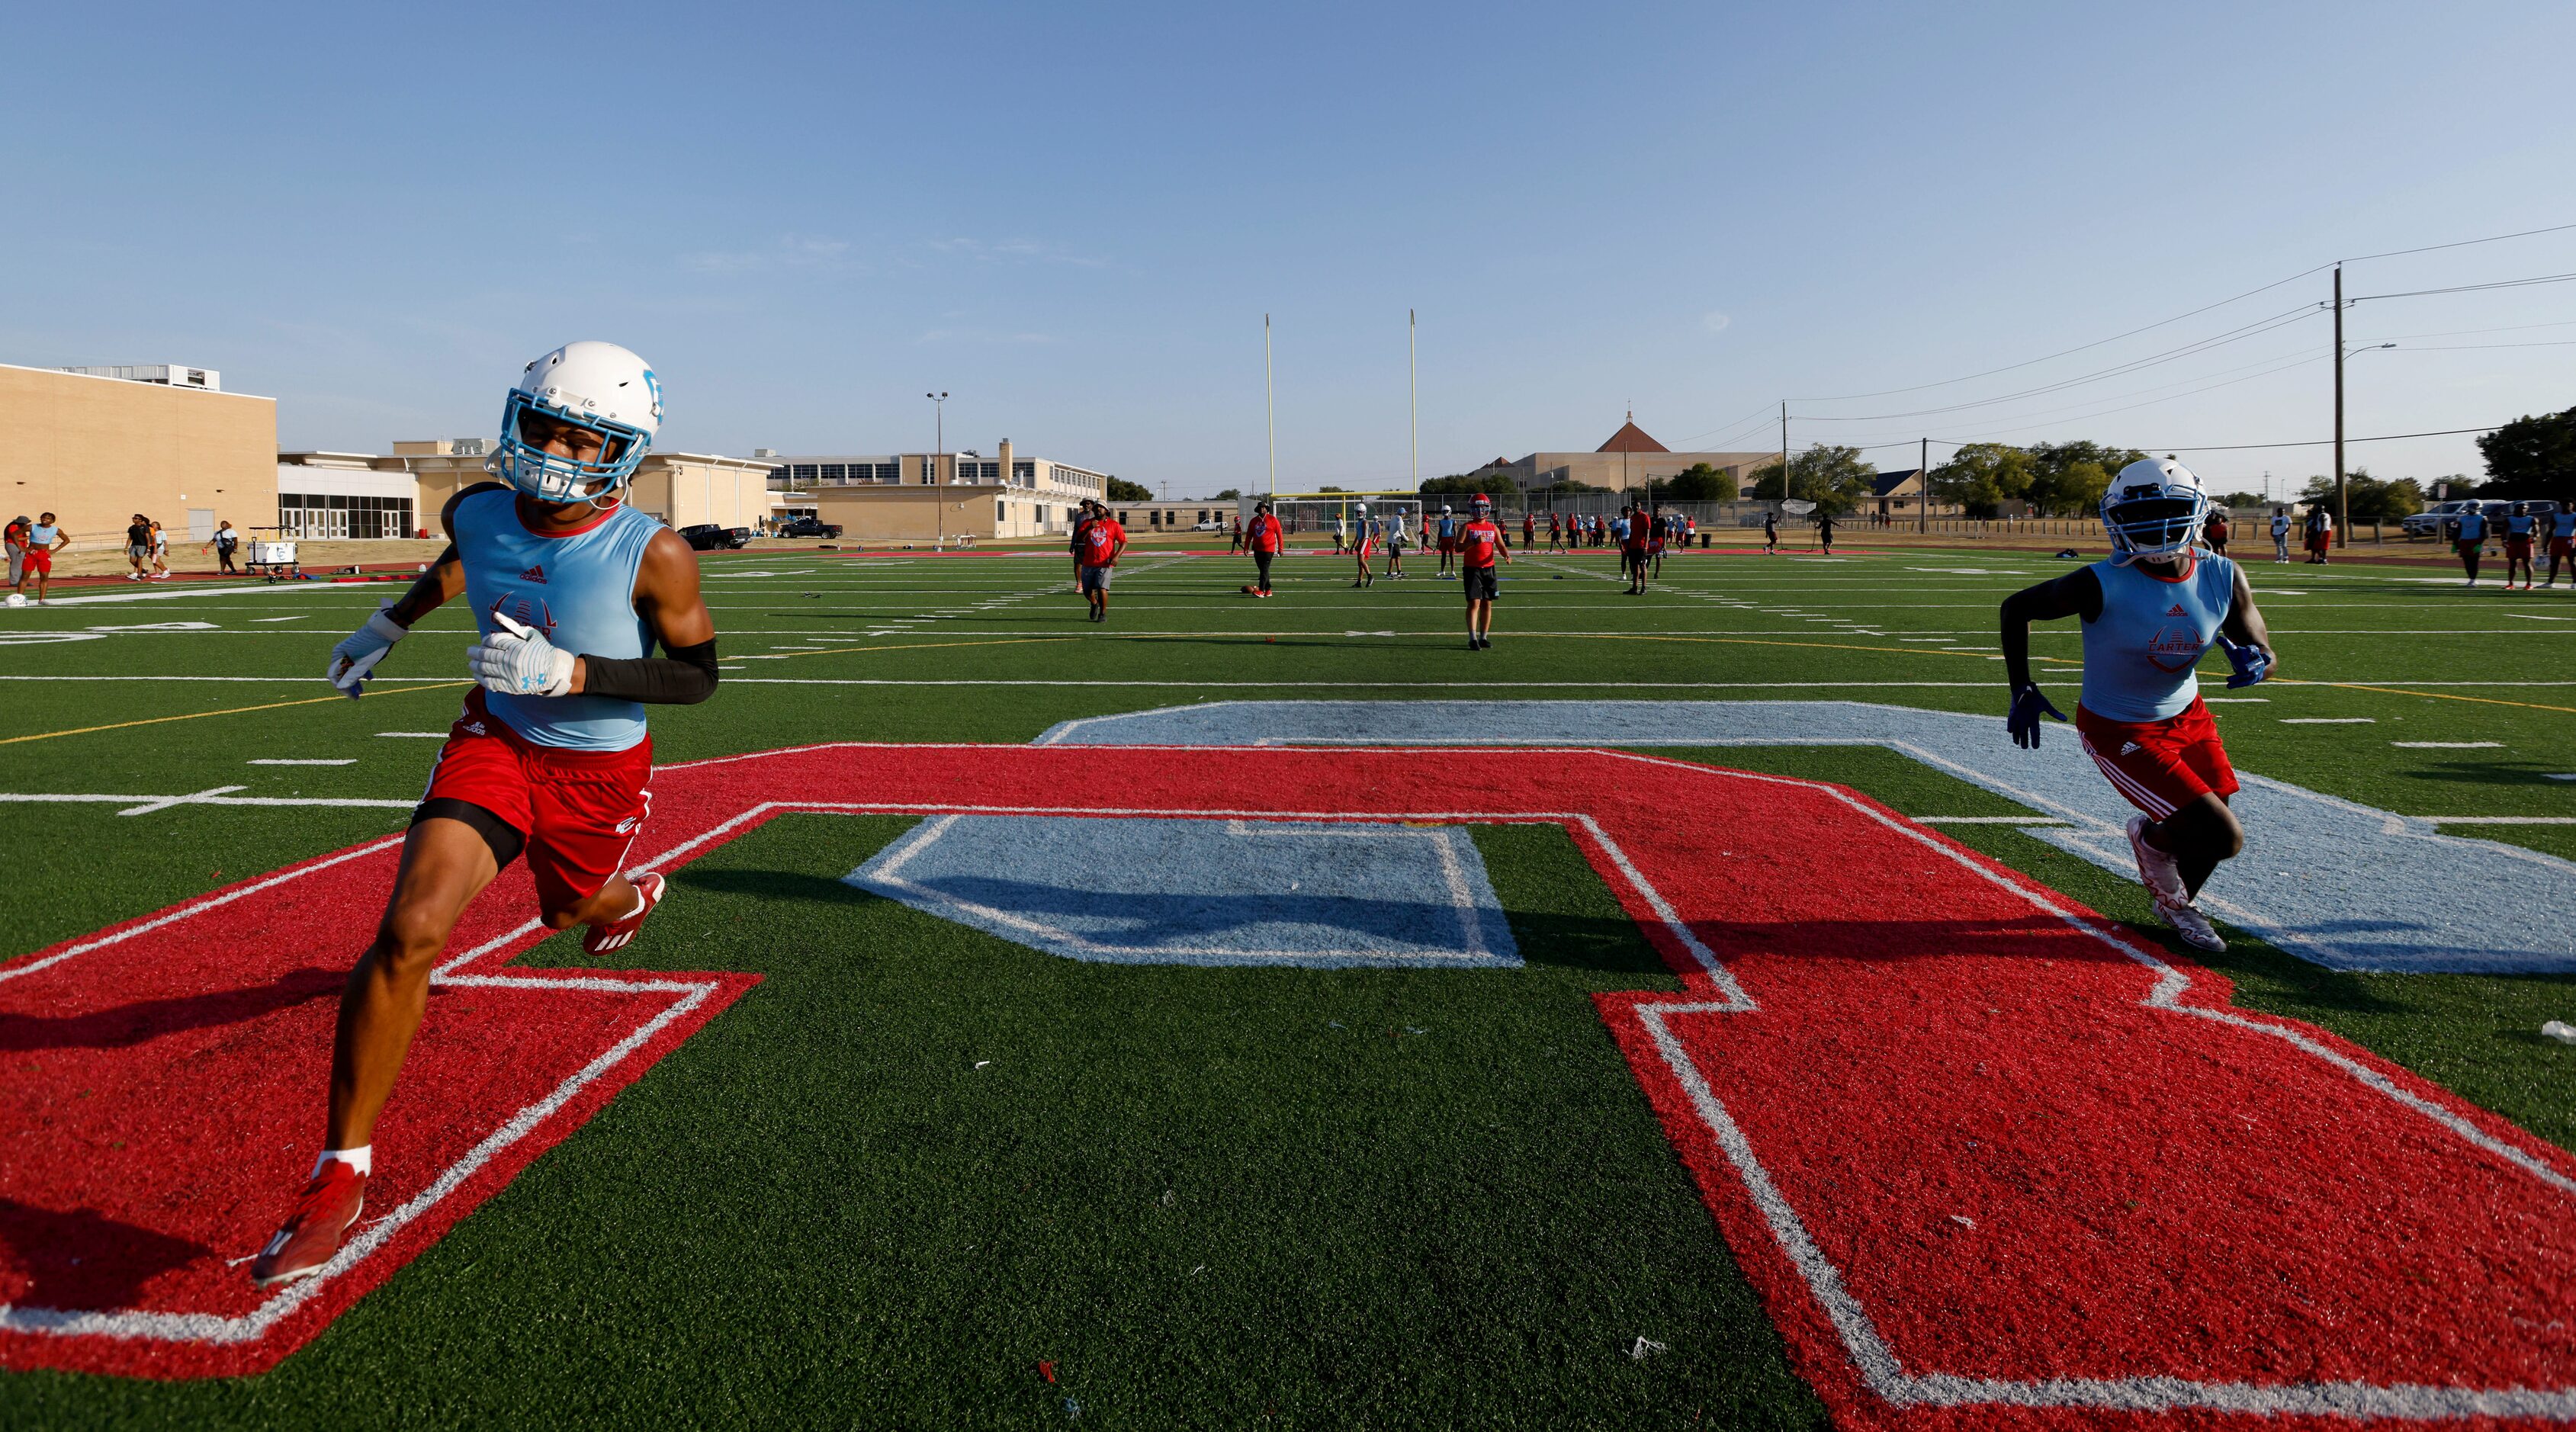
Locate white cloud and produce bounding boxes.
[681,233,853,275]
[930,236,1108,268]
[1703,310,1732,332]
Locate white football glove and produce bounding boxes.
[326,602,410,699]
[467,609,577,698]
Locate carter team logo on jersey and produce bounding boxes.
[2144,623,2208,673]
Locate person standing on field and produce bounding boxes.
[22,514,65,603]
[2448,502,2489,588]
[2270,507,2291,563]
[4,515,27,595]
[150,519,171,579]
[124,514,153,580]
[1078,499,1126,621]
[2502,502,2540,590]
[1457,493,1509,649]
[1245,500,1282,597]
[1763,509,1780,555]
[2303,504,2333,564]
[2543,502,2575,589]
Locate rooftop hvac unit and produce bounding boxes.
[59,364,221,391]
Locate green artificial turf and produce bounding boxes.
[4,817,1828,1429]
[1,545,2569,1424]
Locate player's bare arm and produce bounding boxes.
[566,528,718,700]
[1999,567,2099,696]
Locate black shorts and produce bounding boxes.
[1462,567,1498,601]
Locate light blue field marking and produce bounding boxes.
[847,814,1520,970]
[1036,699,2575,975]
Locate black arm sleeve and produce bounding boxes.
[581,638,719,705]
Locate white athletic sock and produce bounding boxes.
[314,1145,372,1178]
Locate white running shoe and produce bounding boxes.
[2155,895,2226,952]
[2125,815,2187,903]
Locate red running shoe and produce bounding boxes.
[583,872,665,955]
[250,1161,366,1288]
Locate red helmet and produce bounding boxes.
[1471,493,1492,511]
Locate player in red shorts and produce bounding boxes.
[249,342,719,1289]
[2545,502,2576,589]
[1999,459,2277,952]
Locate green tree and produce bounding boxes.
[2025,441,2142,516]
[2296,468,2424,522]
[2215,491,2265,509]
[1929,442,2037,517]
[1746,447,1872,513]
[1107,477,1155,502]
[1420,471,1517,498]
[1662,462,1738,502]
[2476,406,2576,501]
[1211,488,1243,501]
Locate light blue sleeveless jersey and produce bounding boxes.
[453,487,659,751]
[2079,554,2236,722]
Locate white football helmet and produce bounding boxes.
[2101,458,2211,562]
[490,342,662,506]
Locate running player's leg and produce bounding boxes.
[2150,791,2244,900]
[326,813,509,1151]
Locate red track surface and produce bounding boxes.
[2,743,2570,1420]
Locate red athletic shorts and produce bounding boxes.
[24,548,50,574]
[2507,536,2533,559]
[2075,696,2238,820]
[419,690,654,912]
[2552,537,2573,560]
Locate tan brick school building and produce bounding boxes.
[0,362,277,545]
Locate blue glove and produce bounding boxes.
[2215,633,2270,689]
[2007,684,2067,750]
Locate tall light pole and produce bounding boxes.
[1264,316,1277,499]
[927,390,948,550]
[1408,309,1418,498]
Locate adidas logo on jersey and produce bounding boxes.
[2166,603,2186,616]
[521,565,548,583]
[2119,741,2143,756]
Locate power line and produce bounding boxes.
[2154,425,2501,453]
[2339,219,2576,265]
[2351,271,2576,302]
[1796,306,2320,423]
[1787,263,2333,402]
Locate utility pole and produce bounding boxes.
[1779,401,1789,507]
[1264,315,1277,499]
[1919,436,1929,535]
[1408,309,1418,496]
[2331,265,2347,548]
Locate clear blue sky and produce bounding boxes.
[5,1,2573,499]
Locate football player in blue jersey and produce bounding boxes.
[1998,459,2278,953]
[253,342,721,1288]
[2544,502,2576,589]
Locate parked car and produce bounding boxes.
[1192,519,1225,531]
[2402,500,2479,540]
[679,523,753,551]
[775,516,844,539]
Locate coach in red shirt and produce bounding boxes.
[1077,501,1127,624]
[1245,502,1283,597]
[1457,493,1511,650]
